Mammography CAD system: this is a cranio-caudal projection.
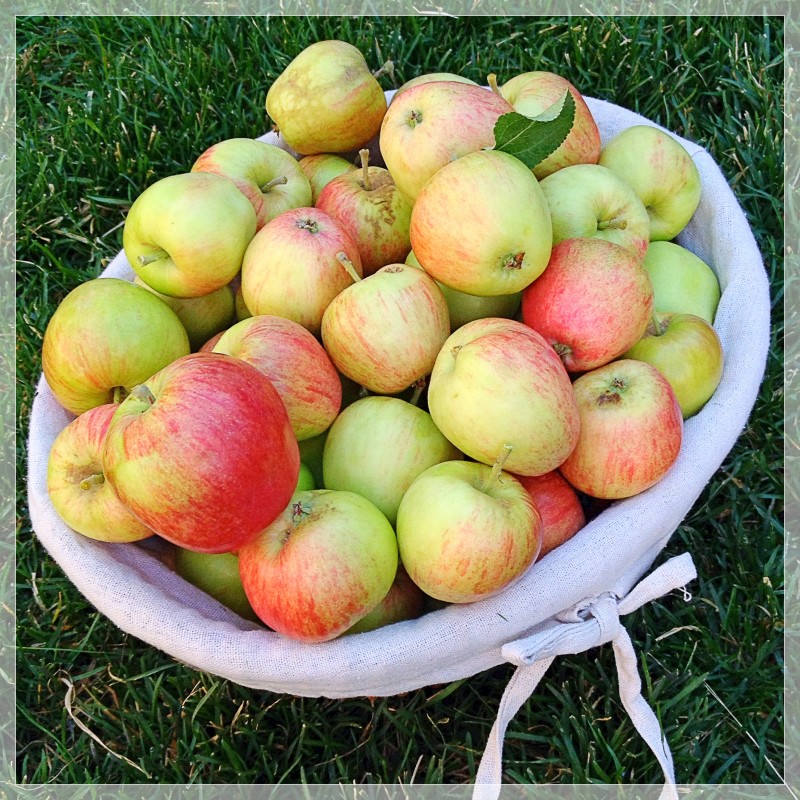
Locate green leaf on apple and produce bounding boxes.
[493,90,576,169]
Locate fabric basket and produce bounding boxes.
[26,93,771,793]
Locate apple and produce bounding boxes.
[123,172,257,298]
[599,125,702,241]
[213,315,342,441]
[622,312,724,418]
[241,206,363,334]
[298,431,328,488]
[644,241,721,324]
[321,263,450,394]
[174,549,261,624]
[102,353,300,553]
[42,278,190,415]
[298,153,356,203]
[521,237,654,372]
[405,250,521,330]
[133,276,235,352]
[380,81,514,202]
[538,164,650,259]
[396,456,542,603]
[47,404,154,542]
[191,138,312,230]
[410,150,552,296]
[296,462,316,492]
[559,359,683,499]
[316,150,413,276]
[233,282,253,322]
[427,318,580,476]
[498,71,601,179]
[393,72,478,97]
[266,40,387,155]
[199,331,225,353]
[238,489,398,642]
[512,471,585,557]
[322,395,462,525]
[345,566,426,634]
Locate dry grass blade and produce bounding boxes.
[60,677,152,779]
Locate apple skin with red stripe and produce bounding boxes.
[102,352,300,553]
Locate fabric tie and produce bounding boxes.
[474,552,698,800]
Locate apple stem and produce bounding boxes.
[487,73,502,96]
[79,473,105,491]
[372,59,395,82]
[597,216,628,231]
[483,444,514,492]
[336,251,362,283]
[260,175,289,192]
[359,149,371,191]
[137,252,165,267]
[409,377,427,407]
[131,383,157,406]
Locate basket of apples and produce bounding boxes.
[27,39,770,787]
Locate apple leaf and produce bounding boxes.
[493,90,576,170]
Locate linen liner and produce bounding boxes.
[26,95,771,701]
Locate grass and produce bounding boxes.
[15,14,784,789]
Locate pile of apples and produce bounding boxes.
[42,40,725,643]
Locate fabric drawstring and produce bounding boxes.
[474,552,698,800]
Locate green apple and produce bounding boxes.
[498,71,601,179]
[42,278,190,415]
[238,489,399,642]
[234,282,252,322]
[623,312,724,418]
[133,276,235,352]
[393,72,477,97]
[427,318,580,476]
[192,138,312,230]
[322,395,462,525]
[266,40,387,155]
[123,172,257,298]
[298,154,356,203]
[539,164,650,260]
[296,462,316,492]
[644,241,721,323]
[599,125,701,241]
[298,431,328,488]
[396,457,542,603]
[174,549,261,624]
[47,404,154,542]
[405,251,521,330]
[410,150,552,296]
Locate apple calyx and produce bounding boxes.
[451,344,463,358]
[291,499,312,521]
[483,443,514,492]
[502,252,525,271]
[336,251,362,283]
[297,218,320,234]
[79,472,105,491]
[137,251,166,267]
[597,376,627,406]
[260,175,289,193]
[407,109,423,129]
[487,73,502,96]
[359,149,372,191]
[130,383,157,406]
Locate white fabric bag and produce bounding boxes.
[26,95,771,788]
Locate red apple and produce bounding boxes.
[560,359,683,499]
[47,404,154,543]
[522,237,654,372]
[316,150,413,276]
[380,81,513,202]
[102,353,300,553]
[513,471,586,557]
[427,318,580,476]
[213,315,342,441]
[238,489,398,642]
[345,565,426,634]
[241,206,363,334]
[321,263,450,394]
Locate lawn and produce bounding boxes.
[16,14,784,789]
